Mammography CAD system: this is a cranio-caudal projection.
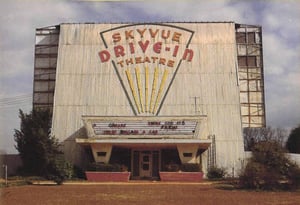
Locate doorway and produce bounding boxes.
[140,151,152,178]
[132,150,160,179]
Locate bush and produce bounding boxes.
[239,140,300,190]
[164,163,180,172]
[285,162,300,189]
[72,165,86,179]
[163,163,202,172]
[46,155,73,185]
[207,166,226,180]
[180,163,201,172]
[239,161,271,189]
[87,163,127,172]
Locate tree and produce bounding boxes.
[243,127,288,151]
[239,140,300,190]
[286,125,300,154]
[14,109,72,184]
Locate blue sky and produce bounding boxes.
[0,0,299,154]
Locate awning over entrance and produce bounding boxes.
[76,115,211,166]
[76,138,211,150]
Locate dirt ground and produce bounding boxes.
[1,181,300,205]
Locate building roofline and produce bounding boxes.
[37,22,262,30]
[59,21,236,25]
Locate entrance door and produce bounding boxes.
[139,151,152,178]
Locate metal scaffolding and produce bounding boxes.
[32,25,59,110]
[207,134,216,169]
[235,24,266,128]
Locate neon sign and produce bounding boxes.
[98,23,195,116]
[99,28,194,68]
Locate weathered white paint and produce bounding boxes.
[52,23,245,171]
[177,144,199,163]
[91,144,112,163]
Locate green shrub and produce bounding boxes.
[207,166,226,180]
[180,163,201,172]
[239,141,300,190]
[72,165,86,179]
[46,155,73,185]
[164,163,180,172]
[87,163,127,172]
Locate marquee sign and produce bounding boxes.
[92,120,197,136]
[82,116,207,139]
[98,23,195,116]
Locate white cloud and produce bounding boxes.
[263,33,299,76]
[0,49,33,78]
[262,1,300,36]
[253,0,300,129]
[0,0,82,153]
[124,1,247,22]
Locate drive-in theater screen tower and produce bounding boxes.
[33,22,265,179]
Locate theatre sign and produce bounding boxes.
[98,23,195,116]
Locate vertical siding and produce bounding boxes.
[52,23,245,169]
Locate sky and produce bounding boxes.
[0,0,299,154]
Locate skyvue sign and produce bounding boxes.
[98,23,195,116]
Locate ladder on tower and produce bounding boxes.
[208,134,216,168]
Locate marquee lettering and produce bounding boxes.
[99,27,194,67]
[112,29,182,43]
[97,25,195,116]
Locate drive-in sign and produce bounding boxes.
[98,23,195,116]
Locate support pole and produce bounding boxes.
[3,164,7,186]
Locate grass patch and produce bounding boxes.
[0,176,47,187]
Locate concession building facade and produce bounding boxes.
[33,22,265,179]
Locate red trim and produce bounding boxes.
[85,172,131,182]
[159,172,204,182]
